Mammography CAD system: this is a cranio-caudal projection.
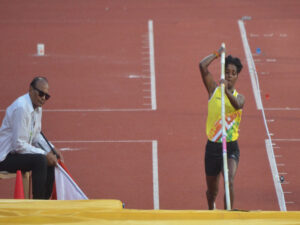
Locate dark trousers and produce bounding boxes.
[0,153,54,199]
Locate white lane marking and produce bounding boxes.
[148,20,157,111]
[239,19,286,211]
[265,139,287,211]
[238,20,262,110]
[279,34,288,38]
[52,140,154,143]
[272,139,300,142]
[3,109,154,112]
[152,140,159,210]
[241,16,252,20]
[264,108,300,111]
[263,33,274,37]
[266,59,277,62]
[278,172,288,175]
[277,163,285,166]
[52,139,160,210]
[44,108,154,112]
[60,147,82,151]
[128,74,149,79]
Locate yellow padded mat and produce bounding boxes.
[0,200,299,225]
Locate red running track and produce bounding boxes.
[0,0,299,210]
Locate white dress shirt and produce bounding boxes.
[0,93,47,162]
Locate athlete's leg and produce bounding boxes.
[206,174,221,210]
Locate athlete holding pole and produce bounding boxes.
[199,45,244,210]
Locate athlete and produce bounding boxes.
[199,46,244,209]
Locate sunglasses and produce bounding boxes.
[32,86,51,100]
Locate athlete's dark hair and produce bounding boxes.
[225,55,243,74]
[30,76,48,88]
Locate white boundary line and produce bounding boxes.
[44,109,153,112]
[265,139,286,211]
[148,20,157,111]
[272,139,300,142]
[238,20,262,110]
[52,140,154,143]
[52,139,160,209]
[0,108,156,112]
[238,19,286,211]
[152,140,159,209]
[264,108,300,111]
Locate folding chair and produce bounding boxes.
[0,171,31,199]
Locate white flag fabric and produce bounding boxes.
[54,164,88,200]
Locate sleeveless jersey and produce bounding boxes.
[206,87,242,142]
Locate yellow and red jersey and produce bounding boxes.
[206,87,242,142]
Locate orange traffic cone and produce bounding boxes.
[14,170,24,199]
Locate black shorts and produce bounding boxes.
[205,140,240,176]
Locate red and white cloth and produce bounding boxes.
[53,161,88,200]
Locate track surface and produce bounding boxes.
[0,1,299,210]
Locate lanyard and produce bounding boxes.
[29,112,36,144]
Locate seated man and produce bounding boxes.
[0,77,62,199]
